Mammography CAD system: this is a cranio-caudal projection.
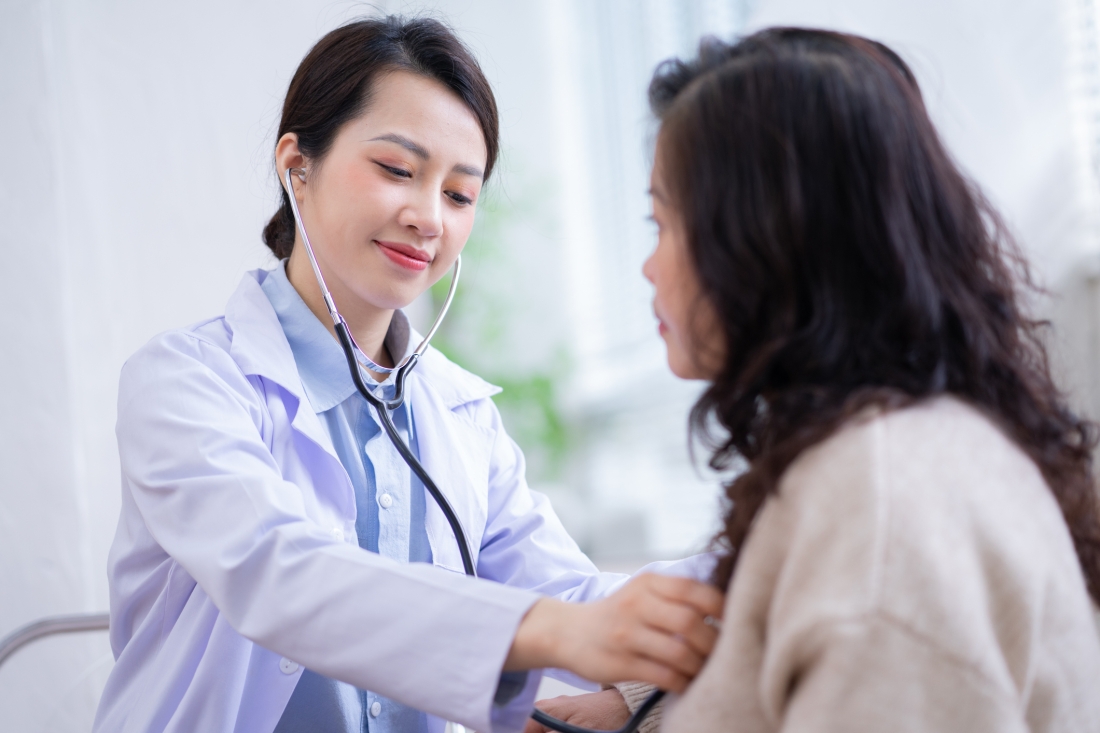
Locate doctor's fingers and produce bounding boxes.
[640,597,720,658]
[614,650,693,693]
[643,574,725,619]
[618,575,723,656]
[626,624,708,681]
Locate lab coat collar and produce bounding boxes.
[223,268,501,415]
[224,269,334,457]
[259,262,359,413]
[413,344,502,408]
[224,269,310,405]
[224,269,502,570]
[261,262,422,414]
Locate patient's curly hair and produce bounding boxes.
[649,28,1100,601]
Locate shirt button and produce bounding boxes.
[331,527,344,541]
[370,701,382,717]
[279,657,300,675]
[379,493,394,509]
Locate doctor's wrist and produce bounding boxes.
[504,597,572,672]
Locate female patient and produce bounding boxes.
[535,27,1100,733]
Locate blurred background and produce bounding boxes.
[3,0,1100,727]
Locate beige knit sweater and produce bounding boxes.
[625,396,1100,732]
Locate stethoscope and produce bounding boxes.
[283,167,664,733]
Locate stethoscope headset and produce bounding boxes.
[283,167,664,733]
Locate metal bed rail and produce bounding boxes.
[0,612,110,669]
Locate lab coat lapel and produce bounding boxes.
[407,369,494,573]
[222,271,340,461]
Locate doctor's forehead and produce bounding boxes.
[348,72,488,169]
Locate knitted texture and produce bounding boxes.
[611,682,662,733]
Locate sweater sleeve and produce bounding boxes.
[776,614,1025,733]
[611,682,662,733]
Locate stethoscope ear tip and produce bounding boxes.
[281,167,307,198]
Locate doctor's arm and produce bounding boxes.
[117,333,716,731]
[464,394,722,726]
[118,333,544,730]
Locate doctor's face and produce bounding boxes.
[280,71,486,314]
[643,147,724,381]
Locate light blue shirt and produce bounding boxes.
[263,264,431,732]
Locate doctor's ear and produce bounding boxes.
[275,132,309,191]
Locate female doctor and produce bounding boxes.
[92,15,721,733]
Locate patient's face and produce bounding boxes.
[643,149,724,380]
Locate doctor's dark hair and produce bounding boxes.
[650,29,1100,601]
[263,16,499,258]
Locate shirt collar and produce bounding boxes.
[260,262,416,413]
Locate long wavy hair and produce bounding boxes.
[649,28,1100,602]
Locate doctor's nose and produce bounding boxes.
[397,188,443,238]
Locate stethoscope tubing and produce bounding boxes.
[283,165,662,733]
[334,321,477,577]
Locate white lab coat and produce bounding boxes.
[94,269,639,733]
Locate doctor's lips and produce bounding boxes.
[375,240,431,271]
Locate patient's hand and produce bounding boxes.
[524,690,630,733]
[504,573,723,693]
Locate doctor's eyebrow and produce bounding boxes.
[368,133,484,179]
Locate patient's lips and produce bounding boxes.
[653,303,669,335]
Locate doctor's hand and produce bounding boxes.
[504,573,723,693]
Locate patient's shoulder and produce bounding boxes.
[759,397,1054,614]
[768,395,1089,678]
[776,395,1063,583]
[781,395,1044,513]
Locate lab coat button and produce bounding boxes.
[331,527,344,541]
[379,493,393,509]
[370,701,382,717]
[279,658,300,675]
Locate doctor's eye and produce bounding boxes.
[375,161,413,179]
[446,191,474,206]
